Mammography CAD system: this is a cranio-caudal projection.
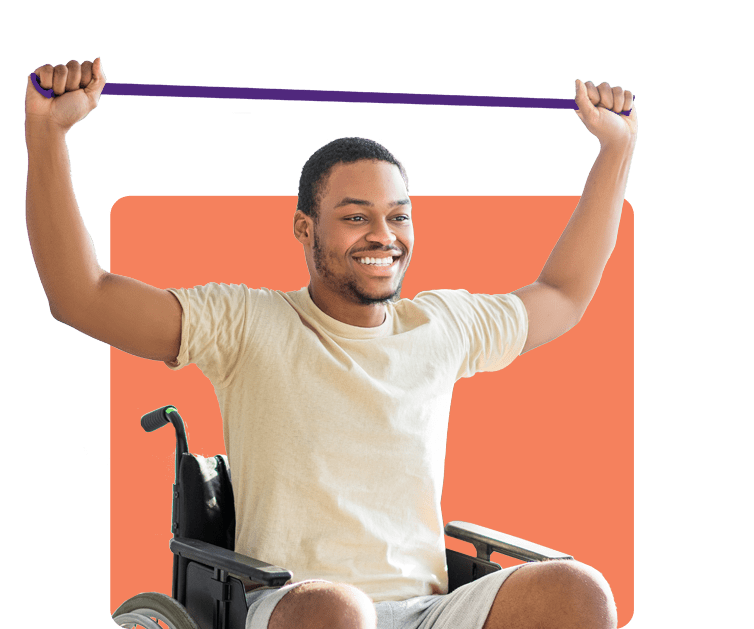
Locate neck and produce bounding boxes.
[307,284,387,327]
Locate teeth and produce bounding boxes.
[359,257,393,266]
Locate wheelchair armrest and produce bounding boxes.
[170,537,292,586]
[445,521,573,563]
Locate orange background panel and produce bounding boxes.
[111,196,633,625]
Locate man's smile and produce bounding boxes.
[352,249,404,274]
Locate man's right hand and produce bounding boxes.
[26,58,106,133]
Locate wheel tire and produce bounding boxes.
[113,592,200,629]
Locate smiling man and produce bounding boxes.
[26,58,636,629]
[298,151,413,324]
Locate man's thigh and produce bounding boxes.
[246,580,375,629]
[405,566,522,629]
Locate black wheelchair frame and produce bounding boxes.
[112,405,573,629]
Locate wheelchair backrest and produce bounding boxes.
[178,453,236,550]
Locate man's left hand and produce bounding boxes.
[575,80,637,149]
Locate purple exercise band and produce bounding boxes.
[31,73,54,98]
[30,73,632,114]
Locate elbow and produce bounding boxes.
[47,271,109,326]
[552,294,588,338]
[49,299,67,324]
[48,298,82,329]
[48,292,79,326]
[561,283,596,328]
[566,299,591,332]
[51,311,65,326]
[49,304,78,330]
[572,304,588,327]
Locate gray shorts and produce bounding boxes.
[245,564,522,629]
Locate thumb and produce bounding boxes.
[26,73,44,100]
[84,57,107,103]
[25,72,53,118]
[574,79,592,122]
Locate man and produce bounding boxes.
[26,58,637,629]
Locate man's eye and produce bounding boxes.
[346,216,366,222]
[392,216,410,222]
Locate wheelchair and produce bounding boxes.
[113,405,573,629]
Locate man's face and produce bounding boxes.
[301,159,414,309]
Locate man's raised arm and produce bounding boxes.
[26,58,182,362]
[513,79,638,354]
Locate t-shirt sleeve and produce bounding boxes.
[164,282,251,389]
[416,289,528,380]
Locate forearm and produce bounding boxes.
[26,122,106,323]
[537,138,635,313]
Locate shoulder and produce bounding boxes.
[405,290,529,376]
[410,289,467,312]
[410,290,528,350]
[411,289,526,320]
[168,283,288,310]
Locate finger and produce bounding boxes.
[611,86,624,113]
[585,81,600,106]
[622,90,633,112]
[65,60,81,92]
[597,82,614,111]
[34,64,54,89]
[52,64,68,96]
[80,60,93,88]
[84,57,107,102]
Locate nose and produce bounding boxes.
[366,219,397,246]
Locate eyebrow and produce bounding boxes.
[334,197,411,209]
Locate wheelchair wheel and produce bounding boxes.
[113,592,200,629]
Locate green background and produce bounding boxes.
[2,0,750,628]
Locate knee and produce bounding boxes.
[489,560,617,629]
[529,560,616,628]
[269,581,376,629]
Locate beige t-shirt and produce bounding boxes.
[166,284,528,602]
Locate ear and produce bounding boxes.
[294,210,314,244]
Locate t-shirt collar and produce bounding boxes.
[298,287,393,339]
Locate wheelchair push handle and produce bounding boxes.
[141,405,179,432]
[141,405,190,540]
[141,405,189,478]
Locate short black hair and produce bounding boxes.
[297,137,408,220]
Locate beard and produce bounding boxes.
[312,228,405,305]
